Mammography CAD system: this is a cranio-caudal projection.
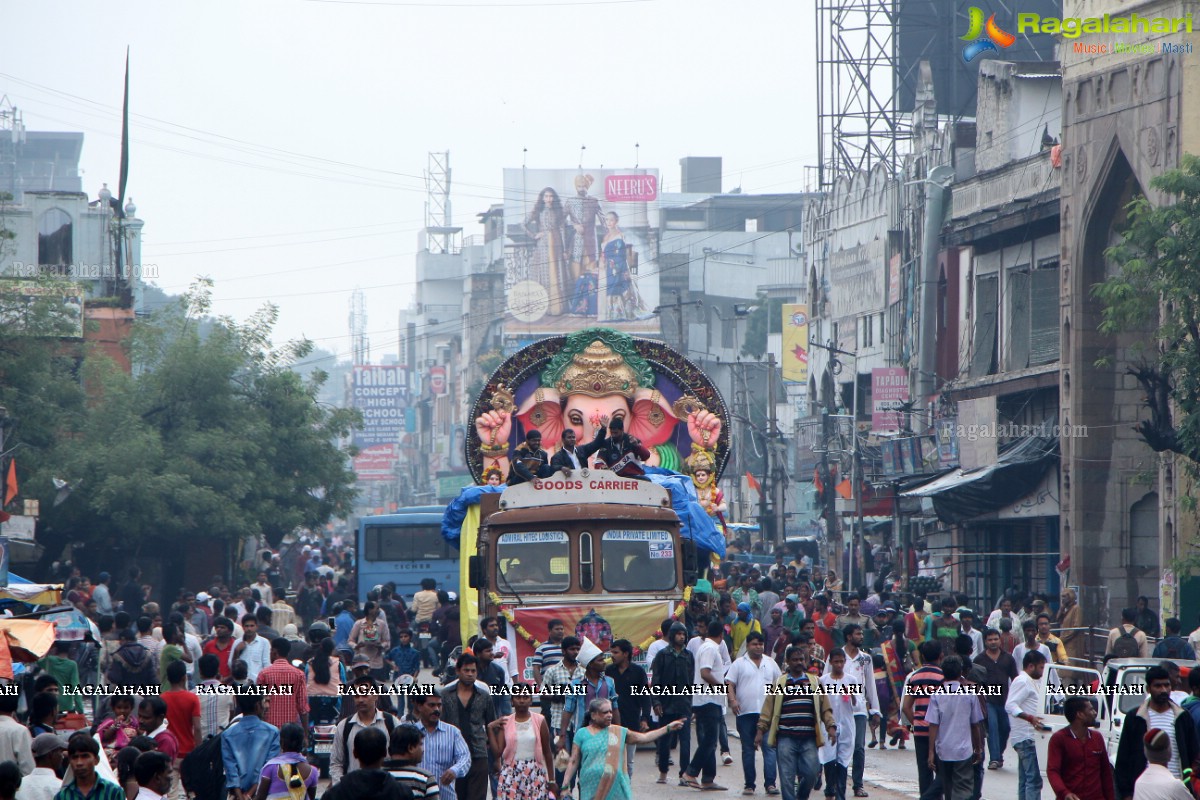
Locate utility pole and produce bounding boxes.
[766,352,787,549]
[653,290,702,353]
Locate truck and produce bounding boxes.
[466,470,700,677]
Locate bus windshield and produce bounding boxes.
[496,531,570,592]
[364,524,450,561]
[602,530,676,592]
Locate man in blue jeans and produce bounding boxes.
[1004,650,1047,800]
[757,646,837,800]
[728,631,782,794]
[683,620,729,791]
[972,628,1017,770]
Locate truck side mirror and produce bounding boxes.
[468,556,484,589]
[682,541,699,585]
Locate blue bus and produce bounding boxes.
[357,507,457,603]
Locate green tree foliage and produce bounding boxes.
[19,280,359,560]
[1094,154,1200,463]
[741,295,784,359]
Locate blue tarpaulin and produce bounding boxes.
[440,471,725,559]
[441,485,505,542]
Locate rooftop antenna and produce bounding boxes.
[634,143,639,169]
[522,147,527,168]
[578,144,586,170]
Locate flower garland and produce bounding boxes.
[488,591,543,649]
[488,585,695,657]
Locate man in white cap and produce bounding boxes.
[556,638,621,753]
[191,593,213,637]
[19,733,65,800]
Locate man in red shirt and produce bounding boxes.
[201,617,235,679]
[137,696,180,760]
[1046,696,1114,800]
[161,660,201,757]
[256,638,310,731]
[811,596,838,656]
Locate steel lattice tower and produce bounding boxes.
[816,0,909,188]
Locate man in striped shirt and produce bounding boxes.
[384,724,440,798]
[757,645,837,800]
[403,691,471,800]
[531,619,565,686]
[902,640,945,800]
[194,654,234,740]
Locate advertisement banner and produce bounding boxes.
[353,444,397,482]
[871,367,909,432]
[509,600,672,679]
[781,304,809,384]
[351,366,408,448]
[502,168,661,336]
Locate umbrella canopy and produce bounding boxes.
[0,619,57,663]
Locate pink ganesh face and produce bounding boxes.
[563,394,630,444]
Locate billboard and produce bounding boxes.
[353,444,397,482]
[350,366,408,448]
[781,304,809,384]
[502,168,661,336]
[871,366,909,432]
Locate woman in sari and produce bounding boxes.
[562,698,683,800]
[524,187,569,316]
[879,620,914,749]
[487,684,556,800]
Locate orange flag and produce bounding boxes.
[2,460,15,507]
[835,478,854,500]
[746,472,763,497]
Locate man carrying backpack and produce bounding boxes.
[105,628,157,691]
[1107,607,1150,660]
[220,695,280,800]
[1153,618,1197,660]
[330,677,401,783]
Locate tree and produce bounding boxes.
[1094,154,1200,464]
[31,281,360,564]
[741,295,784,359]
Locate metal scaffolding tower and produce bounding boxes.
[349,288,369,366]
[816,0,908,188]
[424,151,458,255]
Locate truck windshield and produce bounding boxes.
[496,531,571,592]
[601,530,676,592]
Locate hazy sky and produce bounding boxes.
[5,0,816,365]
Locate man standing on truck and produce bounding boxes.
[507,431,559,486]
[550,420,607,473]
[597,417,651,479]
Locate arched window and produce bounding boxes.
[38,209,73,268]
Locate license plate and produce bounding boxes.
[315,742,332,754]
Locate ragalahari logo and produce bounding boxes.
[961,7,1017,62]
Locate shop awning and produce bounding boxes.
[902,431,1058,524]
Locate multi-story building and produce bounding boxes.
[1059,0,1200,626]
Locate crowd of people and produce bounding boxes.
[4,528,1200,800]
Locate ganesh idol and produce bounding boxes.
[474,328,723,480]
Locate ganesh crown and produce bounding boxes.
[554,339,640,398]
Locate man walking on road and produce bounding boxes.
[727,631,781,795]
[651,622,694,786]
[1006,650,1047,800]
[925,656,984,800]
[1047,696,1113,800]
[758,645,837,800]
[1115,665,1200,799]
[681,620,727,792]
[825,624,880,797]
[902,642,945,800]
[973,629,1017,770]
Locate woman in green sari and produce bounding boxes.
[562,698,682,800]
